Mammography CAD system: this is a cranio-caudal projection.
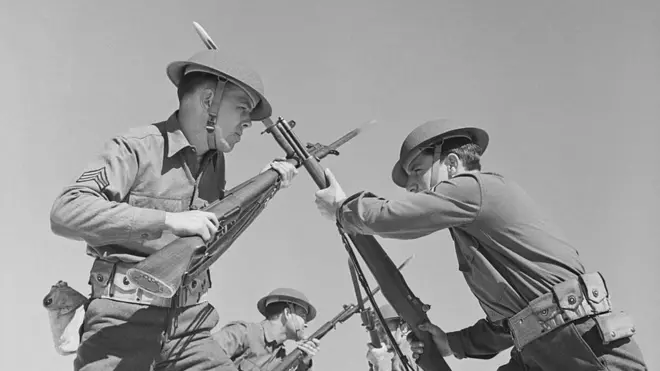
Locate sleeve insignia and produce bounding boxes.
[76,167,110,190]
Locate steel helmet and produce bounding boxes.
[166,49,272,121]
[257,288,317,322]
[391,119,489,188]
[378,304,401,321]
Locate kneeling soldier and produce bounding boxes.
[213,288,321,371]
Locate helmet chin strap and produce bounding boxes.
[429,144,444,191]
[205,77,227,151]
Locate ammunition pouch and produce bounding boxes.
[594,311,637,344]
[89,258,210,308]
[507,272,628,350]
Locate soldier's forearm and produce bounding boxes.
[446,318,513,360]
[50,190,166,246]
[337,192,438,240]
[337,189,479,240]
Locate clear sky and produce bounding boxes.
[2,0,658,370]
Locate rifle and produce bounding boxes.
[271,256,413,371]
[261,117,452,371]
[192,23,451,371]
[349,258,381,348]
[125,106,368,299]
[350,257,382,371]
[264,114,451,371]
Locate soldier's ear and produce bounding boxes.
[200,88,214,110]
[277,310,287,325]
[445,153,460,172]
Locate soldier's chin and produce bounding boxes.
[215,138,234,153]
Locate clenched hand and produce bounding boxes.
[164,210,219,243]
[297,338,321,365]
[409,322,453,360]
[261,158,298,188]
[314,168,347,221]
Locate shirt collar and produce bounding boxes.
[260,320,281,347]
[165,111,193,158]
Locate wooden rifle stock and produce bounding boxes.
[263,118,452,371]
[271,257,412,371]
[125,128,361,298]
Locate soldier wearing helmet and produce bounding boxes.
[213,288,322,371]
[365,305,420,371]
[49,49,299,370]
[315,119,647,370]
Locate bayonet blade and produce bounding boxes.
[193,21,218,50]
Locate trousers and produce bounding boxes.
[497,317,647,371]
[74,298,236,371]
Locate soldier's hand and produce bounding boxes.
[409,322,453,359]
[393,327,412,354]
[164,210,219,242]
[366,344,394,369]
[297,338,321,365]
[314,168,347,221]
[261,158,298,189]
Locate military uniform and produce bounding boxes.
[214,321,312,371]
[335,120,647,370]
[50,49,272,371]
[212,288,317,371]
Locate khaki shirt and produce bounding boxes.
[50,111,225,262]
[214,320,312,371]
[338,172,586,359]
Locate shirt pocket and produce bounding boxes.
[126,193,189,213]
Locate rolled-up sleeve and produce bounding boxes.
[337,175,481,239]
[50,136,166,247]
[446,318,514,360]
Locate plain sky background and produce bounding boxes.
[1,0,658,370]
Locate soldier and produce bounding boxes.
[314,119,647,370]
[365,305,419,371]
[50,49,299,370]
[213,288,321,371]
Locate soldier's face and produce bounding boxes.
[284,305,308,340]
[405,152,449,192]
[212,85,255,152]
